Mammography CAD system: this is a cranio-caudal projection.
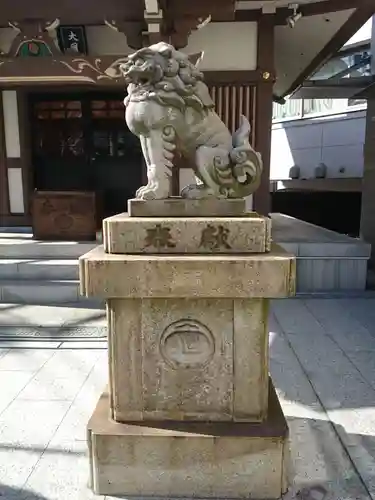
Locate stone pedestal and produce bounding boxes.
[88,381,289,499]
[79,198,296,499]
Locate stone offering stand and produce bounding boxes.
[79,197,296,499]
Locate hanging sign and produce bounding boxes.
[57,25,88,54]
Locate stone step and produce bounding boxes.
[0,233,97,259]
[0,279,88,305]
[0,259,79,280]
[0,231,101,305]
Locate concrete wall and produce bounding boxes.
[270,110,366,181]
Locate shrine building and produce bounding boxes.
[0,0,373,241]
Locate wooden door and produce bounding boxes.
[88,96,143,218]
[31,98,91,191]
[29,91,143,220]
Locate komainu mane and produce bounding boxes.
[121,42,262,200]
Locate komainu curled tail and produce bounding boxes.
[182,115,263,200]
[228,115,263,198]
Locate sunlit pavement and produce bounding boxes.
[1,297,375,499]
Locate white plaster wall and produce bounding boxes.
[2,90,24,214]
[85,26,133,55]
[7,168,24,214]
[270,110,366,181]
[2,90,25,214]
[87,22,258,69]
[2,90,21,159]
[86,23,257,69]
[0,28,17,54]
[185,22,257,71]
[0,23,257,70]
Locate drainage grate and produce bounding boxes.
[0,325,107,340]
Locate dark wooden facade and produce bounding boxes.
[0,0,372,234]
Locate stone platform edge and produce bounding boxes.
[79,243,296,299]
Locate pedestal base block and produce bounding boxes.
[88,380,289,499]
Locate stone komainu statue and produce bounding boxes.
[121,42,263,200]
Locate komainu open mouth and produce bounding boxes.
[137,76,150,84]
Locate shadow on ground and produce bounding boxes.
[286,416,375,498]
[269,312,375,412]
[0,484,48,499]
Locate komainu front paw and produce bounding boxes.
[136,182,170,200]
[136,184,151,198]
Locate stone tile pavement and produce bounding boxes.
[0,297,375,499]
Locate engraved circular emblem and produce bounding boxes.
[159,319,215,369]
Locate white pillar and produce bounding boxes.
[2,90,21,158]
[2,90,24,214]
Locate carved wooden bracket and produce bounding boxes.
[104,4,216,49]
[168,18,207,48]
[104,19,146,49]
[7,20,61,57]
[104,18,170,49]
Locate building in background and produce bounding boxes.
[270,17,374,236]
[0,0,373,241]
